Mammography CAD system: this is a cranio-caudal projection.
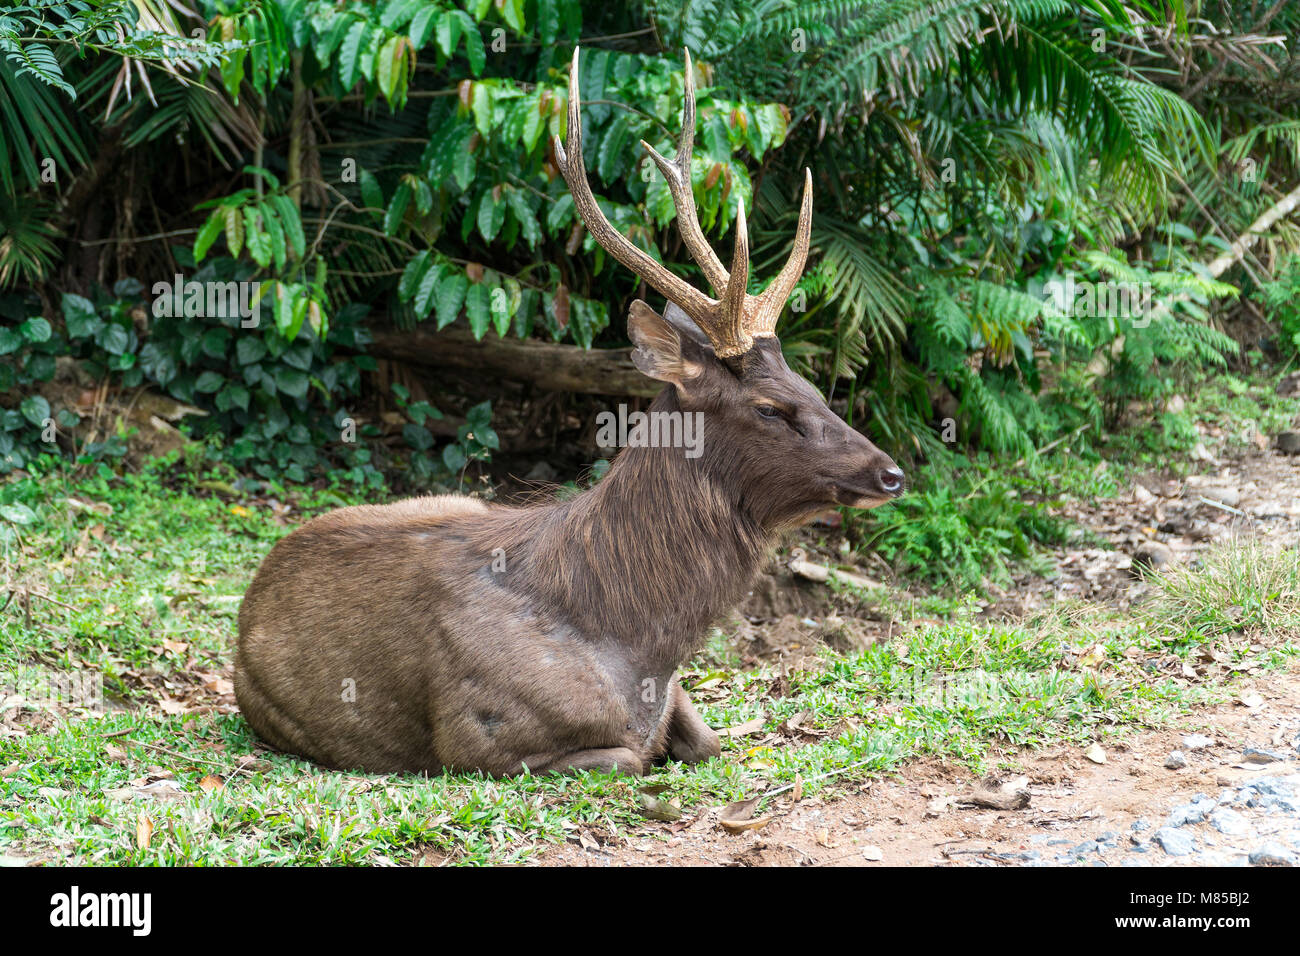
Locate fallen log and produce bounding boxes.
[366,324,659,398]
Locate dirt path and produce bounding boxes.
[537,673,1300,867]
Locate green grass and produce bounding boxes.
[0,446,1296,865]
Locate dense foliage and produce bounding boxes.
[3,1,1300,579]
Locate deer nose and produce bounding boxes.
[878,467,905,496]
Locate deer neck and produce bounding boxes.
[517,391,770,665]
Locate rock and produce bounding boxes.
[1133,483,1156,505]
[1253,775,1300,797]
[1085,744,1107,764]
[1167,798,1215,827]
[862,845,883,861]
[1277,371,1300,397]
[1131,818,1152,832]
[1209,808,1251,837]
[1133,540,1175,574]
[1248,842,1297,866]
[1164,751,1188,770]
[1154,827,1196,857]
[1242,747,1288,764]
[1182,733,1214,751]
[1277,431,1300,455]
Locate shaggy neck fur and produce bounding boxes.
[499,389,772,668]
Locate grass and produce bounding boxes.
[2,400,1299,864]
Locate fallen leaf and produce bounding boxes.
[792,773,804,803]
[1238,693,1265,709]
[718,797,773,834]
[198,774,224,793]
[1084,744,1107,764]
[815,828,837,848]
[135,814,153,850]
[636,793,683,822]
[862,845,884,861]
[719,715,766,738]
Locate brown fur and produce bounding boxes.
[235,308,902,776]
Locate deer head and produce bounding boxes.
[554,49,905,528]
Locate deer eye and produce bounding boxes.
[755,404,781,420]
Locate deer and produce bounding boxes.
[233,48,905,777]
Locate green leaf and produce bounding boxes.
[338,20,370,90]
[442,443,467,472]
[20,317,52,343]
[237,337,267,365]
[0,503,38,525]
[359,168,384,214]
[270,195,306,259]
[244,206,273,267]
[384,182,412,235]
[195,370,225,393]
[97,323,129,355]
[505,188,540,247]
[399,250,432,301]
[274,366,309,399]
[459,14,485,75]
[377,35,403,104]
[436,271,468,329]
[20,395,50,426]
[194,208,226,261]
[414,261,445,318]
[62,293,100,337]
[410,5,439,48]
[465,282,491,339]
[477,191,505,241]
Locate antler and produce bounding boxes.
[553,47,813,358]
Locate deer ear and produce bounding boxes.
[628,300,703,390]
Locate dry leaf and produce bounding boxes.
[815,828,837,848]
[719,716,766,738]
[198,774,224,793]
[862,845,884,861]
[636,793,683,822]
[718,797,773,834]
[135,814,153,850]
[1085,744,1107,764]
[792,773,804,803]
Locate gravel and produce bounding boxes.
[1039,737,1300,867]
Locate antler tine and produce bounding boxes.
[720,198,749,344]
[748,167,813,338]
[553,47,715,324]
[637,49,730,295]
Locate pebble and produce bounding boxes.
[1248,842,1297,866]
[1167,798,1215,827]
[1209,808,1251,836]
[1182,734,1214,751]
[1165,751,1187,769]
[1243,747,1289,765]
[1154,827,1197,856]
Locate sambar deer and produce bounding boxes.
[234,48,905,776]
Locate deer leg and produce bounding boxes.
[665,682,720,764]
[525,747,645,776]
